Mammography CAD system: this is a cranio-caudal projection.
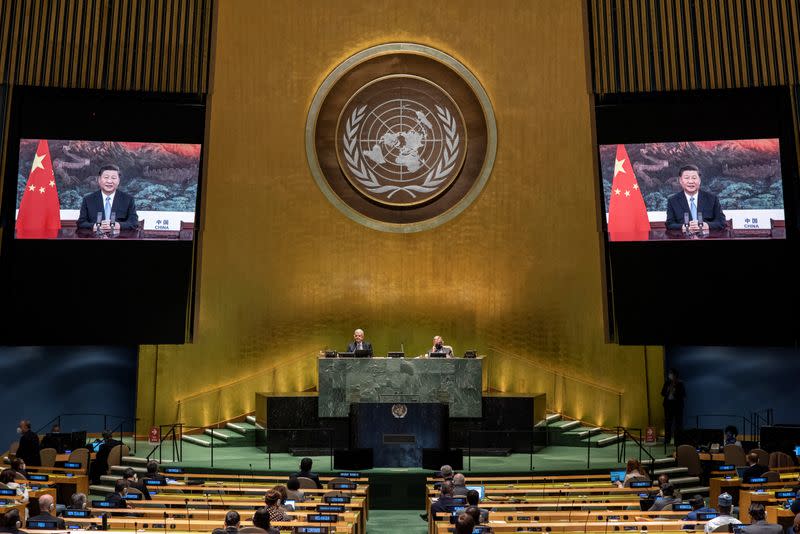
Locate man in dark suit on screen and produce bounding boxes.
[665,165,726,233]
[77,164,138,233]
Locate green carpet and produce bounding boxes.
[366,510,427,534]
[125,438,673,474]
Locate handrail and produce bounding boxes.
[487,346,624,396]
[466,429,543,471]
[146,423,183,462]
[615,426,656,465]
[176,353,315,404]
[35,412,138,454]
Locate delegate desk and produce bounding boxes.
[318,356,483,418]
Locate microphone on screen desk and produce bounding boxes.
[683,212,690,234]
[95,212,103,236]
[163,511,167,534]
[185,498,191,531]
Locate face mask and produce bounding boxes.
[668,374,675,381]
[435,342,443,349]
[16,427,22,435]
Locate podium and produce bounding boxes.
[350,402,448,467]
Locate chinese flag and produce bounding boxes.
[16,140,61,239]
[607,144,650,241]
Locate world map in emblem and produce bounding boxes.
[336,75,468,206]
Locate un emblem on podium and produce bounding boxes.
[391,403,408,419]
[307,43,496,232]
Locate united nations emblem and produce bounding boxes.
[307,43,496,232]
[337,76,466,206]
[391,403,408,419]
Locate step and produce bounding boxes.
[590,433,625,447]
[109,465,146,475]
[669,476,701,487]
[547,420,582,432]
[226,422,259,436]
[653,466,688,476]
[680,486,710,496]
[204,428,253,446]
[641,457,676,467]
[552,427,604,447]
[121,456,150,466]
[182,434,227,448]
[245,415,264,429]
[544,413,562,424]
[89,484,115,495]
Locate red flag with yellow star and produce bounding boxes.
[607,144,650,241]
[16,140,61,239]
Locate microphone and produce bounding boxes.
[110,212,117,233]
[204,492,210,520]
[238,473,242,493]
[249,463,254,479]
[95,212,103,234]
[683,212,690,232]
[218,490,225,508]
[555,489,562,511]
[567,500,575,521]
[697,211,704,231]
[163,512,167,534]
[401,343,404,354]
[184,498,191,532]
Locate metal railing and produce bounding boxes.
[35,412,138,454]
[146,423,183,463]
[466,429,544,471]
[614,427,656,465]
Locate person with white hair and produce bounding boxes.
[346,329,373,355]
[452,473,469,496]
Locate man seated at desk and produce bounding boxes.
[346,328,373,356]
[428,335,454,357]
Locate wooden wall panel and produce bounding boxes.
[589,0,800,93]
[0,0,212,92]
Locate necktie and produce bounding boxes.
[104,196,111,221]
[357,342,362,350]
[689,196,697,220]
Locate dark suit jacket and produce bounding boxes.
[90,438,122,482]
[28,512,66,529]
[431,495,462,515]
[665,190,726,230]
[16,430,40,467]
[661,380,686,407]
[742,520,783,534]
[127,478,152,500]
[77,190,139,229]
[742,464,769,481]
[105,492,129,508]
[346,341,373,354]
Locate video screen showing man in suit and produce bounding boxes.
[665,165,726,234]
[599,139,785,241]
[77,165,138,234]
[15,139,201,240]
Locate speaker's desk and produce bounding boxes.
[318,356,483,418]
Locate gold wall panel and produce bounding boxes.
[137,0,664,433]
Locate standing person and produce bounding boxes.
[15,420,40,467]
[661,368,686,445]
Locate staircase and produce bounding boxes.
[180,415,262,449]
[641,457,710,497]
[543,413,625,448]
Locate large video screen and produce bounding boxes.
[599,139,784,241]
[15,139,200,239]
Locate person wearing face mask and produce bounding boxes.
[14,420,40,467]
[661,368,686,445]
[429,335,454,358]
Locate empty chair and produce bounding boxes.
[676,444,703,477]
[327,477,353,489]
[68,448,90,474]
[723,444,747,467]
[750,448,769,467]
[39,447,57,467]
[106,443,130,473]
[768,451,794,468]
[296,476,317,489]
[762,471,780,482]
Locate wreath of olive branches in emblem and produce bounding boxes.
[342,104,461,199]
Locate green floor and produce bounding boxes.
[367,510,427,534]
[125,438,673,474]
